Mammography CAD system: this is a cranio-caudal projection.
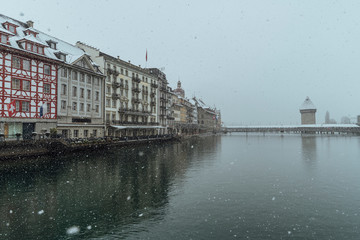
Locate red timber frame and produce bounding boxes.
[0,45,60,119]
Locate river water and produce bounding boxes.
[1,134,360,239]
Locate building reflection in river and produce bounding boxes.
[301,135,317,167]
[0,136,221,239]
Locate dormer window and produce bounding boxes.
[55,52,67,61]
[46,40,57,50]
[3,22,18,34]
[18,39,46,55]
[24,29,38,37]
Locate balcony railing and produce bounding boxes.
[132,97,141,103]
[150,101,156,106]
[150,92,155,97]
[132,87,141,93]
[132,77,141,83]
[112,93,120,99]
[151,83,158,88]
[112,82,120,88]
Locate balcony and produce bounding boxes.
[118,107,128,113]
[160,105,166,109]
[151,83,158,88]
[124,85,129,90]
[132,87,141,93]
[150,101,156,106]
[167,115,175,120]
[132,77,141,83]
[112,93,120,99]
[106,68,113,75]
[113,70,119,76]
[132,97,141,104]
[112,81,120,88]
[150,92,155,97]
[160,86,167,92]
[143,90,149,95]
[160,96,166,101]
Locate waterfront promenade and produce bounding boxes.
[223,124,360,134]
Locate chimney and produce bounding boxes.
[26,20,34,28]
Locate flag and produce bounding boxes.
[146,49,148,62]
[40,102,47,117]
[7,100,16,117]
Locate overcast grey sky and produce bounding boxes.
[3,0,360,125]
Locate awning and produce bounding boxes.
[110,125,166,129]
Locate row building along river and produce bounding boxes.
[0,14,221,140]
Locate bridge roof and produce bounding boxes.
[225,124,360,129]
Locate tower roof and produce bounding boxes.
[300,96,316,110]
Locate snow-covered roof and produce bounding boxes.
[300,96,316,110]
[0,14,58,60]
[0,27,15,35]
[0,14,100,72]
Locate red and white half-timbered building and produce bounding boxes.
[0,15,60,139]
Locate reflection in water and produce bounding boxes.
[301,136,317,166]
[0,136,221,239]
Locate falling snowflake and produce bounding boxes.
[66,226,80,235]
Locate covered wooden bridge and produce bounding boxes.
[223,124,360,135]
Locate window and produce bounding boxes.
[15,101,20,112]
[121,68,124,75]
[84,130,88,138]
[95,91,99,101]
[61,84,67,95]
[33,45,38,53]
[8,25,15,34]
[44,83,51,93]
[38,46,44,55]
[87,90,91,99]
[112,113,115,121]
[80,103,84,111]
[47,103,51,113]
[44,65,51,75]
[95,105,99,113]
[80,73,85,82]
[26,43,32,51]
[106,86,111,94]
[12,78,20,89]
[112,100,116,108]
[12,57,21,69]
[72,71,78,80]
[80,88,84,98]
[86,75,91,84]
[61,68,67,77]
[23,80,30,91]
[95,77,99,86]
[93,130,97,137]
[106,98,110,107]
[61,100,66,110]
[72,102,77,111]
[22,101,30,112]
[106,113,110,121]
[73,86,77,97]
[59,54,66,61]
[23,60,30,71]
[125,70,128,76]
[73,130,79,138]
[0,34,8,44]
[87,104,91,112]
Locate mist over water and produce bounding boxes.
[1,134,360,239]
